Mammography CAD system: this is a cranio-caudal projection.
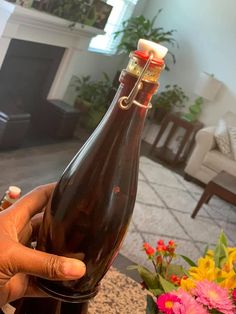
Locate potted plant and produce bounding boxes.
[114,9,177,70]
[74,73,115,130]
[31,0,92,23]
[182,97,204,122]
[152,84,188,124]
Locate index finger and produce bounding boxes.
[10,183,56,226]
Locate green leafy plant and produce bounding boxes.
[74,73,115,130]
[151,84,188,124]
[114,10,177,70]
[182,97,204,122]
[154,84,188,111]
[48,0,92,24]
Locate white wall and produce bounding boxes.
[142,0,236,126]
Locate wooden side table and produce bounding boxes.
[191,171,236,218]
[150,112,203,166]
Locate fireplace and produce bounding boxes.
[0,39,65,115]
[0,1,103,146]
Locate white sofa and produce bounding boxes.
[184,126,236,184]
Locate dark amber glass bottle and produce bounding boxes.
[36,49,164,303]
[15,41,166,313]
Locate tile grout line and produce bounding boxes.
[135,200,228,222]
[140,168,204,254]
[131,220,147,243]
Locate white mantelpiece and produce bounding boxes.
[0,0,104,100]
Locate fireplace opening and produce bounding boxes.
[0,39,68,148]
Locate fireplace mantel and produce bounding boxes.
[0,0,104,100]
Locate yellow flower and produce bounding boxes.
[219,270,236,289]
[222,248,236,272]
[183,247,236,291]
[180,277,196,291]
[205,249,214,258]
[189,256,217,281]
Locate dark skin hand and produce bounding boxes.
[0,184,86,307]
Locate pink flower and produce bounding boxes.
[157,293,181,314]
[192,280,235,314]
[172,289,208,314]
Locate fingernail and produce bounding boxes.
[61,259,86,278]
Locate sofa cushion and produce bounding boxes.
[203,149,236,176]
[214,119,231,157]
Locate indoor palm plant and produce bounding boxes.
[114,10,177,70]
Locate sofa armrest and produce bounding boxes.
[185,126,216,177]
[195,126,216,151]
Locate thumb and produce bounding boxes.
[11,244,86,280]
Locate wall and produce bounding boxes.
[142,0,236,126]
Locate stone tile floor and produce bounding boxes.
[120,156,236,270]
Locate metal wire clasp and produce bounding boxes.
[118,51,154,110]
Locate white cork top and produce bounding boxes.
[8,186,21,198]
[137,39,168,59]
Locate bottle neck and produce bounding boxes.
[114,51,163,116]
[127,51,164,83]
[119,69,159,110]
[88,69,159,155]
[105,69,159,127]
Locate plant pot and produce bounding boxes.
[86,108,106,130]
[74,98,90,114]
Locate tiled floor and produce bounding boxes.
[120,156,236,270]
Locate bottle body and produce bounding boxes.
[36,69,158,301]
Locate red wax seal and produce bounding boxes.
[133,50,164,66]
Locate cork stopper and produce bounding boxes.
[137,39,168,59]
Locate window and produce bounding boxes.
[89,0,139,55]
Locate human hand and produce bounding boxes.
[0,184,86,307]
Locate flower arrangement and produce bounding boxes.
[131,232,236,313]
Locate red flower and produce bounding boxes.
[170,274,181,286]
[157,239,164,246]
[232,289,236,303]
[143,242,155,256]
[167,240,176,254]
[157,244,167,252]
[157,293,181,314]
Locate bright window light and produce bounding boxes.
[89,0,139,55]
